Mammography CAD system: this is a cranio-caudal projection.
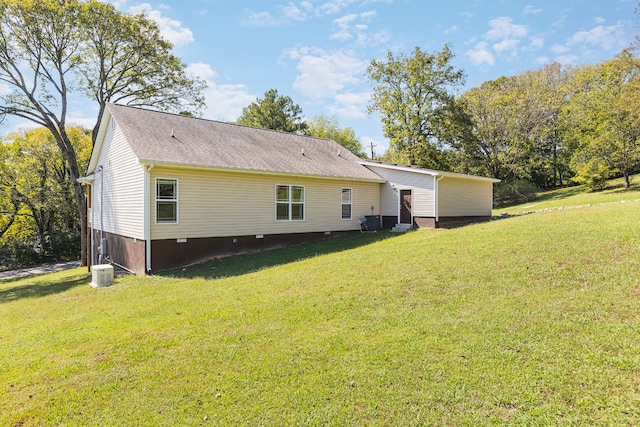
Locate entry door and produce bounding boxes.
[400,189,412,224]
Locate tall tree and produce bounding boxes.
[458,64,574,187]
[366,45,466,169]
[78,0,206,143]
[237,89,307,133]
[306,114,367,158]
[565,50,640,189]
[0,0,205,265]
[0,127,91,261]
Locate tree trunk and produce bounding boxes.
[53,128,88,266]
[623,170,630,189]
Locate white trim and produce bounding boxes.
[155,177,179,224]
[435,175,444,222]
[341,187,352,220]
[137,160,386,184]
[86,111,113,174]
[360,160,500,183]
[145,163,154,272]
[275,184,305,222]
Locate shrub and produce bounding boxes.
[494,179,539,206]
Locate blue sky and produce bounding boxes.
[4,0,639,155]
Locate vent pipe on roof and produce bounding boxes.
[171,128,175,138]
[301,148,305,156]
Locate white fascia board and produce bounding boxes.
[359,161,439,177]
[360,160,500,183]
[86,108,113,175]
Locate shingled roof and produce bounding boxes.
[97,103,384,182]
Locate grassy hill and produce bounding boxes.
[2,180,639,426]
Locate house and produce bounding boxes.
[361,161,499,229]
[82,104,498,275]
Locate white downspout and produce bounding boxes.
[144,163,155,273]
[435,175,444,223]
[97,165,106,264]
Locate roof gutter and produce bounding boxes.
[138,160,386,184]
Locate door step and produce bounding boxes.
[391,223,412,233]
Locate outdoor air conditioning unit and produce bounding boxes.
[90,264,114,288]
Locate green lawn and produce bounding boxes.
[494,174,640,215]
[2,185,640,425]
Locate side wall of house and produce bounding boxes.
[92,117,145,241]
[438,176,494,217]
[149,166,381,240]
[364,166,436,225]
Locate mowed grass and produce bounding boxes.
[494,174,640,215]
[2,191,640,425]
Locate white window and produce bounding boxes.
[276,185,304,221]
[156,178,178,223]
[341,188,352,219]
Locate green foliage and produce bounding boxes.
[367,45,466,169]
[494,173,640,215]
[1,189,639,425]
[306,114,367,158]
[0,0,206,265]
[494,179,539,206]
[564,50,640,190]
[0,127,90,270]
[237,89,307,133]
[77,0,206,142]
[458,63,575,188]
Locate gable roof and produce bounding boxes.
[359,160,501,183]
[88,103,384,183]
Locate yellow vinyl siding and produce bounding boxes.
[93,118,145,240]
[438,177,493,217]
[150,167,380,240]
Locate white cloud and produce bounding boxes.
[243,11,279,27]
[317,0,357,16]
[567,23,626,51]
[331,14,359,40]
[465,16,529,68]
[485,17,528,41]
[281,47,370,120]
[493,39,520,55]
[522,5,542,15]
[330,11,388,45]
[278,3,310,21]
[465,42,495,66]
[244,0,358,26]
[283,47,367,100]
[445,25,459,35]
[554,54,579,65]
[328,91,370,119]
[128,3,193,46]
[529,36,544,50]
[186,63,255,122]
[550,44,569,54]
[548,21,629,65]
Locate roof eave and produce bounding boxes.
[360,160,501,183]
[86,107,113,175]
[139,160,387,184]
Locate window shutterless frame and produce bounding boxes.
[156,178,178,223]
[341,188,352,219]
[276,184,305,221]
